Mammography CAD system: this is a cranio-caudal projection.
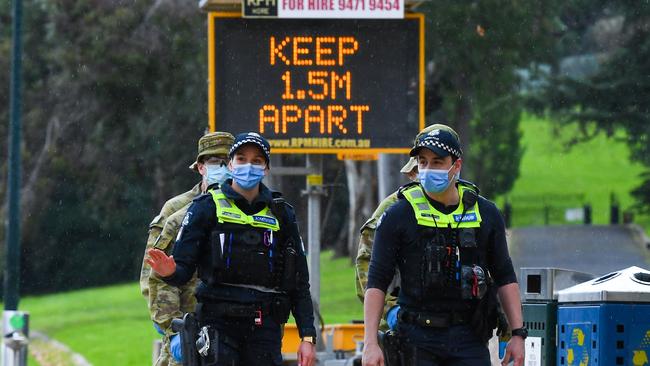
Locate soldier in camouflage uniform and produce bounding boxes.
[355,124,460,331]
[140,132,235,366]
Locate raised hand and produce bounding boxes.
[146,248,177,277]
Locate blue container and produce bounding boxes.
[557,303,650,366]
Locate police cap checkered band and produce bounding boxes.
[229,132,271,164]
[409,128,462,158]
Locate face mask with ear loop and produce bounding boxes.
[231,163,265,190]
[204,164,231,187]
[418,163,459,194]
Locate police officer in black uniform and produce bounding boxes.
[362,126,526,366]
[148,132,317,366]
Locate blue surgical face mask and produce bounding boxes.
[231,163,265,190]
[418,164,457,193]
[204,164,231,187]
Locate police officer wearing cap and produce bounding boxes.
[362,126,525,366]
[147,132,317,366]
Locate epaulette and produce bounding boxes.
[457,178,480,195]
[397,181,420,199]
[192,192,212,202]
[270,190,295,210]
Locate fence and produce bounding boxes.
[502,192,633,228]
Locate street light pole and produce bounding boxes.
[5,0,23,313]
[3,1,29,365]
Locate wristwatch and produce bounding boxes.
[511,327,528,340]
[301,336,316,344]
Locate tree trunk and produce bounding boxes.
[344,160,377,262]
[361,161,375,220]
[344,160,359,258]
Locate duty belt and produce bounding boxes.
[197,301,272,320]
[398,309,471,328]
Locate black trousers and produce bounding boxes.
[204,315,283,366]
[397,322,491,366]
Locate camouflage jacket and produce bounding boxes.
[355,191,400,330]
[148,204,199,334]
[140,183,201,304]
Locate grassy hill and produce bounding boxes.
[494,114,650,229]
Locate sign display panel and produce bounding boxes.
[209,13,424,154]
[242,0,405,19]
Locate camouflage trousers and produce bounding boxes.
[155,335,181,366]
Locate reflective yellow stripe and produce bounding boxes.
[403,185,482,228]
[209,190,280,231]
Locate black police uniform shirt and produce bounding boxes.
[366,185,517,312]
[163,179,316,337]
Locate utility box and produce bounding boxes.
[557,266,650,366]
[520,268,594,366]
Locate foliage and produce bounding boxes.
[416,0,564,197]
[535,1,650,213]
[0,0,208,295]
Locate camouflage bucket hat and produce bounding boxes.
[400,157,418,174]
[189,131,235,171]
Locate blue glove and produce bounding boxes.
[170,334,183,362]
[386,305,400,330]
[153,323,165,336]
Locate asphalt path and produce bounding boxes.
[508,224,650,278]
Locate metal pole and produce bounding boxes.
[305,154,323,349]
[3,2,28,364]
[5,0,23,312]
[306,154,322,304]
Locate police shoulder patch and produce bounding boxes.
[181,211,193,227]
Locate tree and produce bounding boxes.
[416,0,563,197]
[536,1,650,213]
[0,0,208,294]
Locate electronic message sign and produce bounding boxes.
[208,13,424,154]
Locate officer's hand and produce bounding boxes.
[146,248,176,277]
[501,335,525,366]
[297,340,316,366]
[362,342,384,366]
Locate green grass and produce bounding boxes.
[21,283,159,366]
[18,251,360,366]
[495,114,650,230]
[318,251,363,324]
